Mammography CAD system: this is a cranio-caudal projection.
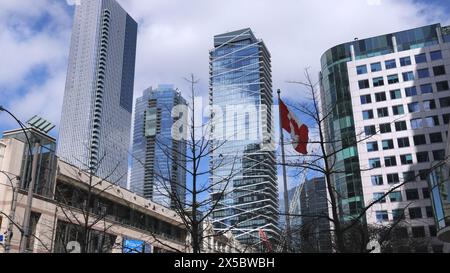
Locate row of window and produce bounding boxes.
[366,133,444,153]
[360,81,450,105]
[356,50,443,75]
[358,65,446,89]
[364,118,450,139]
[362,99,450,120]
[368,149,445,168]
[375,207,434,223]
[369,169,429,185]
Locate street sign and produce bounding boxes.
[0,235,4,244]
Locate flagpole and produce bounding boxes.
[277,89,291,252]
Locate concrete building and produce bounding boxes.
[320,23,450,252]
[0,128,187,253]
[209,28,279,246]
[130,85,187,208]
[58,0,137,188]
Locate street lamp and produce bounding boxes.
[0,106,40,253]
[0,171,21,253]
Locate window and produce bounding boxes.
[392,105,404,115]
[416,151,429,163]
[387,74,399,84]
[382,139,394,150]
[390,89,401,99]
[400,154,413,165]
[385,59,397,69]
[362,110,374,120]
[376,211,389,222]
[360,94,371,104]
[392,209,405,221]
[436,81,449,92]
[389,191,403,202]
[413,135,427,145]
[426,206,434,218]
[419,170,429,180]
[444,113,450,124]
[357,65,368,75]
[432,244,443,252]
[373,192,386,203]
[410,118,423,129]
[423,99,436,110]
[367,141,378,152]
[409,207,422,219]
[433,65,446,76]
[371,175,383,185]
[430,227,438,238]
[414,53,427,64]
[420,83,433,94]
[406,189,420,200]
[364,125,376,136]
[377,107,389,117]
[379,123,391,133]
[400,56,411,66]
[412,226,425,238]
[371,62,382,72]
[408,102,420,113]
[429,132,442,143]
[387,173,400,184]
[422,188,430,199]
[424,116,439,127]
[402,71,414,81]
[369,158,381,168]
[373,77,384,87]
[439,97,450,107]
[430,50,442,61]
[417,68,430,78]
[432,149,445,161]
[358,79,370,89]
[397,137,410,148]
[375,92,387,102]
[404,86,417,97]
[403,171,416,182]
[395,121,407,131]
[384,156,397,167]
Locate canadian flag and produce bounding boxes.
[279,99,309,154]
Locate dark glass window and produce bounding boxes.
[416,151,429,163]
[367,141,378,152]
[395,121,407,131]
[376,210,389,222]
[371,62,382,72]
[404,86,417,97]
[444,113,450,124]
[423,99,436,110]
[408,102,420,113]
[357,65,368,75]
[390,89,401,99]
[375,92,387,102]
[412,226,425,238]
[422,188,430,198]
[411,118,423,129]
[403,171,416,182]
[397,137,410,148]
[429,132,442,143]
[402,71,414,81]
[387,74,399,84]
[373,77,384,87]
[432,149,445,161]
[360,94,372,104]
[392,209,405,221]
[413,135,427,145]
[406,189,420,201]
[426,206,434,218]
[382,139,394,150]
[389,192,403,202]
[409,207,423,219]
[414,53,427,63]
[430,50,442,61]
[387,173,400,184]
[359,79,370,89]
[400,154,413,165]
[384,156,397,167]
[429,226,437,237]
[436,81,449,92]
[439,97,450,107]
[420,83,433,94]
[364,125,376,136]
[369,158,381,168]
[385,59,397,69]
[419,170,429,180]
[400,56,411,66]
[433,65,446,76]
[379,123,391,133]
[371,175,383,186]
[377,107,389,117]
[424,116,439,127]
[417,68,430,78]
[363,110,374,120]
[392,105,404,115]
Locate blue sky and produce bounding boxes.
[1,0,450,193]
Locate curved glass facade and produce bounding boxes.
[428,163,450,243]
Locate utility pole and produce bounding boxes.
[4,175,20,253]
[277,89,291,252]
[19,141,40,253]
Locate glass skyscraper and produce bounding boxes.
[58,0,137,187]
[130,85,187,209]
[209,28,279,246]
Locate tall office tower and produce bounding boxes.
[289,177,332,253]
[320,23,450,252]
[58,0,137,187]
[209,28,279,246]
[130,85,187,208]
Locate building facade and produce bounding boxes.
[209,28,279,246]
[320,23,450,252]
[289,177,332,253]
[0,130,187,253]
[130,85,187,208]
[58,0,137,188]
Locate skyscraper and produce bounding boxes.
[320,23,450,252]
[130,85,187,208]
[58,0,137,187]
[209,28,279,245]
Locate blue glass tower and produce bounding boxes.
[209,28,279,245]
[130,85,187,208]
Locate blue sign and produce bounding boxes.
[0,235,4,243]
[123,239,152,253]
